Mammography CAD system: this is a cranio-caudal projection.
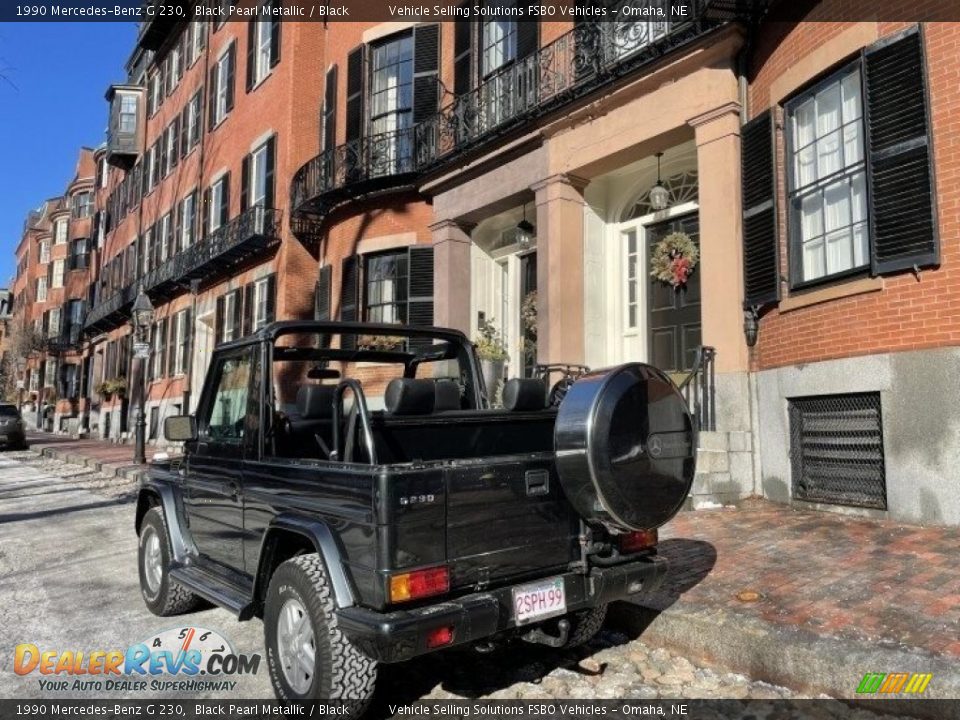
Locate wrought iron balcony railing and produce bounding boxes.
[46,325,83,353]
[143,205,282,299]
[83,282,137,331]
[291,9,720,228]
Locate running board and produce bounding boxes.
[169,564,256,620]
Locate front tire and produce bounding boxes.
[138,507,202,616]
[264,554,376,712]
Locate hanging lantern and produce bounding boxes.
[649,152,671,211]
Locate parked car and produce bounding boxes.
[135,321,696,712]
[0,404,28,450]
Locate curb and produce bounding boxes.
[610,602,960,719]
[38,446,145,483]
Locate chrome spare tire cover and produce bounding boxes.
[554,363,696,531]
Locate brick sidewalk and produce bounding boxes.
[25,430,150,480]
[649,498,960,661]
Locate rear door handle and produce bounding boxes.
[525,469,550,496]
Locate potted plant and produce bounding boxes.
[112,376,128,399]
[474,318,509,405]
[96,381,113,401]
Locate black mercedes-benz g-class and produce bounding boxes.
[135,321,695,711]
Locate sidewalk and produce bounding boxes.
[25,430,149,482]
[21,430,960,709]
[616,499,960,707]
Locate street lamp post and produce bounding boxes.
[131,289,155,465]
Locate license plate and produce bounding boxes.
[512,577,566,625]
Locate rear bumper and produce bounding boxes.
[336,555,667,663]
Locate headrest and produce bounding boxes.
[503,378,547,411]
[385,378,435,415]
[434,380,461,412]
[296,384,336,420]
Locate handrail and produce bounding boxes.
[677,345,716,432]
[330,379,378,465]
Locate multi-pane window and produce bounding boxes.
[364,251,409,324]
[51,259,65,288]
[214,49,232,125]
[369,33,414,141]
[253,14,273,86]
[39,239,50,264]
[54,218,67,244]
[624,229,639,329]
[252,277,271,331]
[73,191,93,218]
[187,22,206,66]
[480,19,516,77]
[119,94,138,133]
[250,141,270,207]
[151,322,164,378]
[187,89,203,148]
[36,277,48,303]
[788,63,867,284]
[174,310,190,375]
[179,192,197,250]
[166,43,182,95]
[147,143,159,190]
[70,238,88,270]
[164,123,178,175]
[221,291,239,342]
[159,213,172,263]
[47,308,61,338]
[148,72,161,116]
[210,175,228,233]
[44,359,56,387]
[141,227,153,276]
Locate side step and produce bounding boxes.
[169,564,256,620]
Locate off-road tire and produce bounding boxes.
[563,603,608,648]
[138,507,202,616]
[264,554,377,712]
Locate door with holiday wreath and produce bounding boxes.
[646,213,701,372]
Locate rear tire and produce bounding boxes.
[264,554,377,712]
[562,604,608,648]
[138,507,202,616]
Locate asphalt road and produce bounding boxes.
[0,449,874,715]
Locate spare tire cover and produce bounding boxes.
[554,363,695,531]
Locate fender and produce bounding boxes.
[136,473,198,563]
[256,513,356,609]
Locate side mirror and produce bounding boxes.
[164,415,197,442]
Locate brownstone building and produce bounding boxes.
[10,2,960,526]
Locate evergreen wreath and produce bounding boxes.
[650,231,699,288]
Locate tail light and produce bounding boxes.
[389,565,450,603]
[619,528,658,554]
[425,626,455,648]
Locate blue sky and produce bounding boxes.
[0,22,138,286]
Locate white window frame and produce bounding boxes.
[180,192,196,250]
[253,277,270,331]
[52,259,65,288]
[214,50,231,125]
[165,124,177,175]
[174,310,189,375]
[98,157,108,188]
[187,89,202,148]
[210,176,227,233]
[250,141,269,208]
[159,213,172,263]
[151,324,164,378]
[39,239,50,264]
[253,15,272,86]
[36,277,48,302]
[44,359,57,387]
[54,218,67,245]
[222,291,238,342]
[47,308,61,338]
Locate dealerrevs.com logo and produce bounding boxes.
[14,627,261,693]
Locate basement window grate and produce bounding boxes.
[788,392,887,510]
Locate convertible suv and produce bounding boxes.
[136,322,695,710]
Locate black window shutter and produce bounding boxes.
[413,24,440,125]
[270,1,281,67]
[215,296,224,344]
[323,65,337,151]
[230,291,241,339]
[160,318,169,377]
[345,46,365,143]
[264,135,276,209]
[242,283,254,337]
[453,8,472,95]
[170,116,180,169]
[516,21,539,61]
[340,255,359,350]
[208,64,217,130]
[265,273,277,323]
[225,42,236,112]
[315,264,332,320]
[741,109,779,307]
[184,308,193,374]
[407,246,435,353]
[864,26,938,274]
[240,154,250,212]
[246,20,256,92]
[201,187,211,238]
[219,172,231,226]
[179,105,189,157]
[166,316,177,375]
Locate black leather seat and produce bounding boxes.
[384,378,437,415]
[434,379,462,412]
[503,378,548,411]
[287,384,337,458]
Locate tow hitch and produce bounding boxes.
[520,618,570,648]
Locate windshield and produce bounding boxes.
[0,406,20,418]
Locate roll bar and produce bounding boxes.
[330,379,378,465]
